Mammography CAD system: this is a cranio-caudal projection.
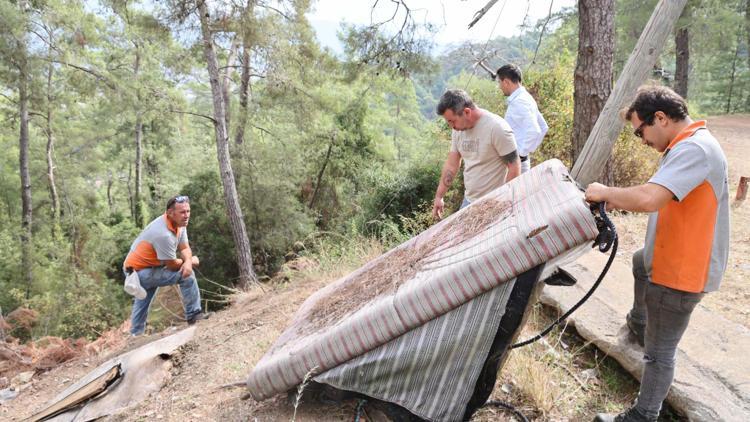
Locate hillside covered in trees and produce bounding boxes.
[0,0,748,345]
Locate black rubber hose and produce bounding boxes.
[510,202,617,349]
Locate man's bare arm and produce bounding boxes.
[585,182,674,212]
[433,151,462,219]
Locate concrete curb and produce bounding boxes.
[539,250,750,421]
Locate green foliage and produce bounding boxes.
[31,270,129,340]
[526,54,577,168]
[181,171,316,296]
[356,161,442,237]
[614,0,750,114]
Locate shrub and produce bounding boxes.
[357,161,461,240]
[181,171,316,302]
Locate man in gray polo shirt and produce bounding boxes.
[432,89,521,219]
[124,195,210,335]
[586,86,729,422]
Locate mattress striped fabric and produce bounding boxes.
[246,159,599,404]
[315,278,518,421]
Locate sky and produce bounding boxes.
[306,0,577,54]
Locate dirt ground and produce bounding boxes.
[2,115,748,421]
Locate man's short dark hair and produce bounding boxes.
[625,85,689,124]
[496,64,522,83]
[436,89,476,116]
[166,195,190,211]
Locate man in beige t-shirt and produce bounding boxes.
[432,89,521,219]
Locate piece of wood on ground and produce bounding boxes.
[29,364,121,421]
[25,327,195,422]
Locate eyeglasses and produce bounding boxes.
[633,120,650,138]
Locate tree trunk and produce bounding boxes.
[46,61,61,239]
[197,0,257,288]
[222,37,239,132]
[674,17,689,98]
[571,0,688,186]
[18,42,33,299]
[235,45,251,146]
[726,36,740,114]
[310,137,334,209]
[107,171,114,212]
[127,162,134,218]
[572,0,615,176]
[133,46,145,227]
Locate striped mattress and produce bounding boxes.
[246,159,599,418]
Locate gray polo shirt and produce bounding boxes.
[643,121,729,293]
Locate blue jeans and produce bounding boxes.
[128,266,202,335]
[629,249,704,419]
[460,197,471,209]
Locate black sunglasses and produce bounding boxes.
[634,120,650,138]
[167,195,190,210]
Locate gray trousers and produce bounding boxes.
[520,155,531,173]
[629,249,704,419]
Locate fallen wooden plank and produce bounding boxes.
[28,364,121,422]
[24,327,195,422]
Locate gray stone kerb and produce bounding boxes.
[539,250,750,421]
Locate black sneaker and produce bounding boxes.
[594,407,656,422]
[187,312,212,325]
[626,312,645,347]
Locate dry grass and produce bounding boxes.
[472,305,649,421]
[306,198,511,331]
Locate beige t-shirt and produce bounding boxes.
[450,109,518,201]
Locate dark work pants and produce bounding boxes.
[629,249,704,419]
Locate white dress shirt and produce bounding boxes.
[504,86,548,157]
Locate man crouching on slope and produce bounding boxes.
[123,195,210,336]
[586,86,729,422]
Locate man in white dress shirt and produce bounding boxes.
[496,64,549,173]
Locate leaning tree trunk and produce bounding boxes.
[46,60,61,239]
[197,0,257,288]
[18,43,33,299]
[571,0,688,186]
[674,6,690,99]
[572,0,615,183]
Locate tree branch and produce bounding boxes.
[256,2,292,20]
[530,0,555,65]
[251,124,279,139]
[46,59,116,90]
[0,93,17,105]
[469,0,501,29]
[167,108,217,123]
